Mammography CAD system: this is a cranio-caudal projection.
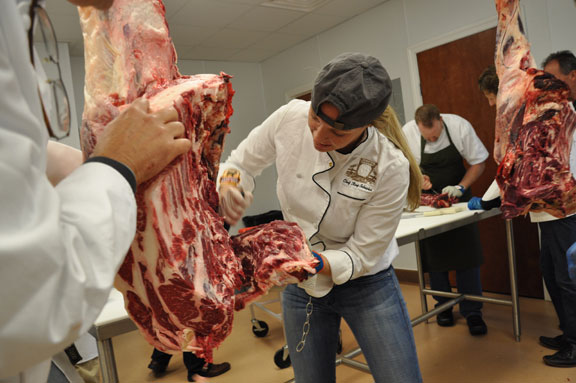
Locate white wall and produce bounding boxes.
[67,56,273,232]
[62,0,576,263]
[259,0,576,269]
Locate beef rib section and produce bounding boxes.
[231,221,319,311]
[79,0,317,361]
[494,0,576,219]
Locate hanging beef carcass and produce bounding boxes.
[494,0,576,219]
[78,0,317,360]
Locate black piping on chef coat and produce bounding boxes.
[419,122,483,272]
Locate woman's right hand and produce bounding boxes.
[422,175,432,190]
[218,185,253,226]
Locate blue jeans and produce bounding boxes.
[282,267,422,383]
[429,267,483,317]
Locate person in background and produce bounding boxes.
[147,348,230,382]
[0,0,191,381]
[467,65,503,211]
[373,105,423,209]
[218,52,422,383]
[535,50,576,367]
[478,65,499,107]
[402,104,489,335]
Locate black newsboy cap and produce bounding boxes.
[311,52,392,130]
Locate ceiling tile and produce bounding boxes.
[169,0,253,27]
[213,0,267,5]
[179,46,242,61]
[249,32,308,51]
[278,12,345,35]
[163,0,189,18]
[314,0,388,17]
[230,47,284,62]
[169,25,220,47]
[46,0,392,63]
[202,29,269,49]
[227,6,305,32]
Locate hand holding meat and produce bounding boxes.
[90,98,191,185]
[219,185,253,225]
[442,185,464,198]
[297,272,334,298]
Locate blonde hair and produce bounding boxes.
[373,105,422,211]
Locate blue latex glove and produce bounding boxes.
[568,241,576,281]
[297,251,332,297]
[468,197,482,210]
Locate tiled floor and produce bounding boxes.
[111,283,576,383]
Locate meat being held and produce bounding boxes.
[420,193,458,208]
[231,221,319,311]
[494,0,576,219]
[78,0,316,360]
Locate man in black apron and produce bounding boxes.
[404,104,488,336]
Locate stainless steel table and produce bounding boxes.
[89,289,136,383]
[335,203,521,377]
[91,204,519,382]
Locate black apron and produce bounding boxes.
[419,123,483,272]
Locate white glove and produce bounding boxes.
[442,185,464,198]
[297,272,334,298]
[219,185,253,225]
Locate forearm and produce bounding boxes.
[459,162,486,189]
[46,141,83,186]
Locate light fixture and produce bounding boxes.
[260,0,332,12]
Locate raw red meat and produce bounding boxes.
[78,0,315,361]
[231,221,319,311]
[494,0,576,219]
[420,193,458,208]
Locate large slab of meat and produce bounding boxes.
[494,0,576,219]
[231,221,318,311]
[78,0,316,360]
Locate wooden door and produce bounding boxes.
[416,27,543,298]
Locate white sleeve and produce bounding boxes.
[219,102,294,193]
[0,5,137,376]
[482,179,501,201]
[457,116,489,165]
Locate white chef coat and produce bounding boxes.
[219,99,409,290]
[402,113,489,165]
[0,1,136,381]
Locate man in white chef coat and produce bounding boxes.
[402,104,489,335]
[0,0,191,381]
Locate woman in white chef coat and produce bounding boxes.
[402,104,489,335]
[219,52,422,383]
[0,1,190,381]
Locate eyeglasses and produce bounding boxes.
[28,0,71,140]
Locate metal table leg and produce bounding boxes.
[96,338,118,383]
[414,233,429,321]
[505,219,521,341]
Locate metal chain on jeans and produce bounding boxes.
[296,297,313,352]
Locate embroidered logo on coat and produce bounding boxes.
[343,158,377,192]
